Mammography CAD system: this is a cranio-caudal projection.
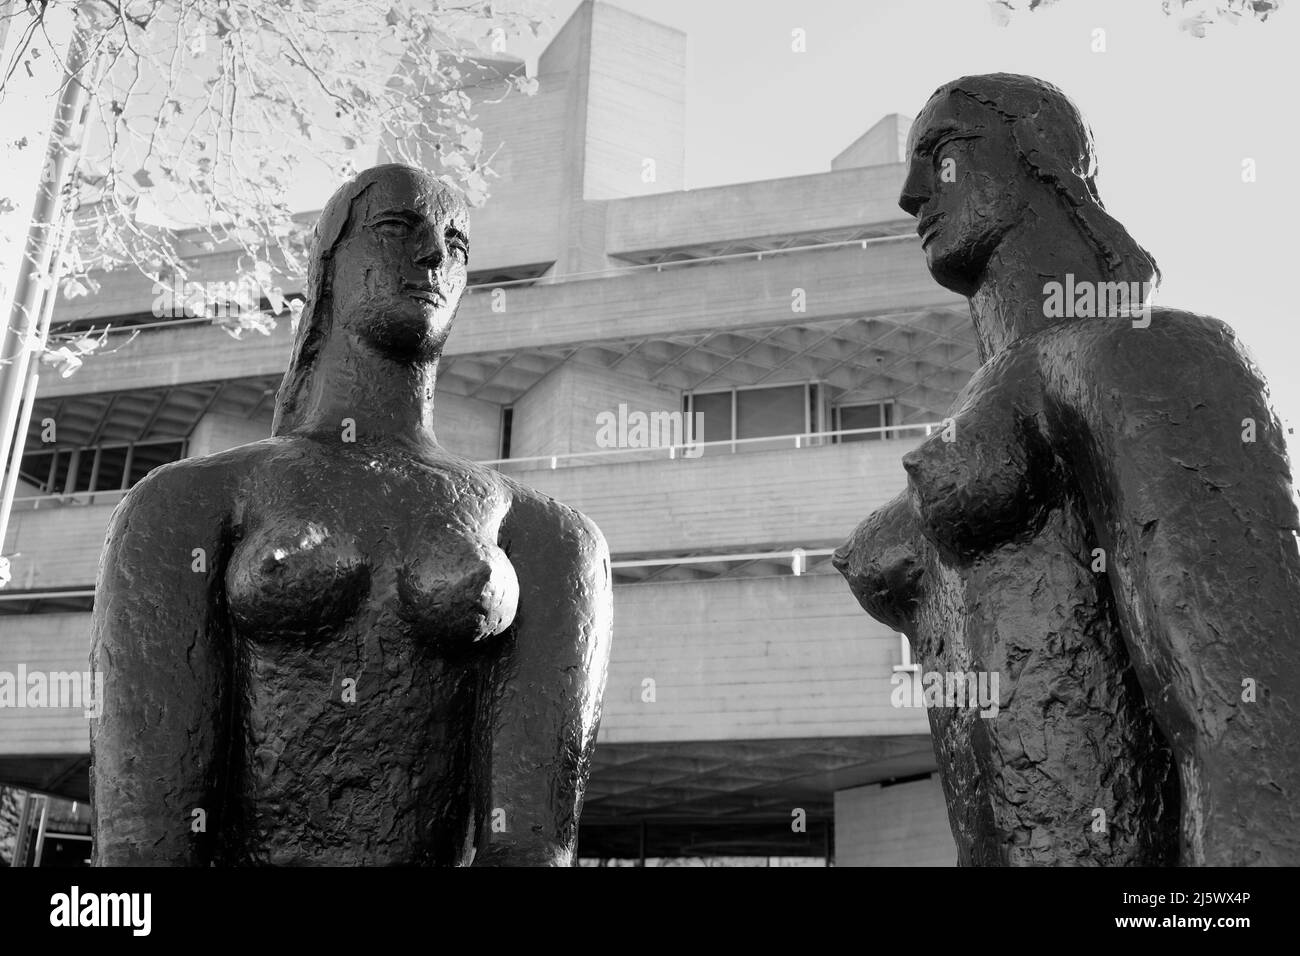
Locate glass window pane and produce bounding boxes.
[93,446,127,492]
[736,385,805,452]
[128,441,185,487]
[691,391,733,445]
[838,404,882,442]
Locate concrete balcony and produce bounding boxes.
[0,575,926,774]
[0,613,96,763]
[36,239,961,399]
[605,164,912,259]
[2,437,920,591]
[2,500,114,592]
[499,436,919,555]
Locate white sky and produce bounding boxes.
[3,0,1298,449]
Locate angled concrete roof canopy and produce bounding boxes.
[832,113,914,170]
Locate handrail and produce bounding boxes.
[612,548,836,569]
[480,421,939,468]
[0,550,839,599]
[8,422,938,507]
[466,233,917,290]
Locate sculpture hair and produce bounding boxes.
[271,164,469,435]
[927,73,1161,289]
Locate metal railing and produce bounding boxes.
[482,421,939,470]
[6,421,938,509]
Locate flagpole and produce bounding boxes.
[0,3,105,582]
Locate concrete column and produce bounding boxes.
[833,774,956,866]
[187,411,270,458]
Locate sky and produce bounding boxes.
[3,0,1298,445]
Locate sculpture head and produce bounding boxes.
[273,164,470,433]
[900,73,1157,296]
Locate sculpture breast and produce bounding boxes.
[227,517,519,649]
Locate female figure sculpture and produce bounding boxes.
[834,75,1300,865]
[90,165,613,866]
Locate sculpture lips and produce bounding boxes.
[918,213,944,242]
[404,284,445,306]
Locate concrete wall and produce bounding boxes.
[582,2,685,201]
[435,391,502,461]
[834,775,956,866]
[445,71,570,273]
[3,436,921,589]
[508,362,678,458]
[602,574,930,742]
[188,410,269,457]
[0,573,927,757]
[832,114,912,170]
[0,613,96,758]
[40,242,962,400]
[504,435,920,554]
[606,164,910,258]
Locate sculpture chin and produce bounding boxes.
[923,228,1006,298]
[361,305,454,363]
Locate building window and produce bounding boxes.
[499,406,513,459]
[834,402,895,441]
[18,438,187,501]
[684,383,820,452]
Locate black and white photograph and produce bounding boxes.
[0,0,1295,938]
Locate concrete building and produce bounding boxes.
[0,1,975,864]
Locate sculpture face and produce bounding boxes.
[900,93,1026,296]
[327,167,469,362]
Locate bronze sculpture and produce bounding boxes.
[90,165,613,866]
[834,74,1300,865]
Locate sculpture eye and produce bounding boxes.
[932,133,977,169]
[374,217,413,238]
[446,233,468,265]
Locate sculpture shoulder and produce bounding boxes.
[499,475,609,566]
[1038,307,1260,388]
[112,437,297,527]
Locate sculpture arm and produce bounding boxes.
[474,491,613,866]
[90,461,233,865]
[1044,314,1300,864]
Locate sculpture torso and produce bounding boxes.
[90,164,613,867]
[857,327,1179,864]
[842,310,1300,864]
[219,435,519,865]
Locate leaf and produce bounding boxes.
[41,346,83,378]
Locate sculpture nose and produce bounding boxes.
[412,221,451,273]
[899,166,929,219]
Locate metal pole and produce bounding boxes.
[0,3,104,576]
[0,212,71,554]
[12,789,33,866]
[32,794,50,867]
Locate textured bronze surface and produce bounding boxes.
[834,75,1300,865]
[90,165,613,866]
